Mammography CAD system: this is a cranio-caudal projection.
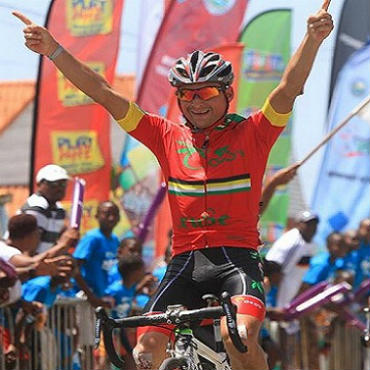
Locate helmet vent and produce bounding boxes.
[199,65,216,78]
[217,64,232,77]
[190,51,200,70]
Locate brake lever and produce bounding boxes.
[95,306,125,368]
[220,292,248,353]
[95,306,105,348]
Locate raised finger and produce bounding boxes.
[12,11,33,25]
[322,0,331,11]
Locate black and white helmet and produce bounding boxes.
[168,50,234,87]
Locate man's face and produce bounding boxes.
[118,238,142,258]
[177,82,233,129]
[358,219,370,243]
[96,203,120,231]
[343,230,360,252]
[38,180,67,203]
[300,219,319,242]
[327,234,346,259]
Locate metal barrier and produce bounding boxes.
[0,298,95,370]
[1,298,367,370]
[264,314,366,370]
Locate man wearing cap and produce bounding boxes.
[19,164,79,254]
[266,210,319,308]
[265,211,319,369]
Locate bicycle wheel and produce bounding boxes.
[158,357,194,370]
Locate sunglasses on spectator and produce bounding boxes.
[176,86,224,102]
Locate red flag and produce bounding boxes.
[32,0,124,232]
[155,42,244,257]
[137,0,248,115]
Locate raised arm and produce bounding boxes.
[268,0,333,113]
[260,162,300,214]
[13,11,129,120]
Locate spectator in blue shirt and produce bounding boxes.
[346,218,370,289]
[340,229,360,279]
[104,254,148,370]
[105,254,146,319]
[302,232,346,287]
[73,201,120,307]
[108,236,143,286]
[22,275,64,308]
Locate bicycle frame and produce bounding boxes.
[172,327,232,370]
[95,291,247,369]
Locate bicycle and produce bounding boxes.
[95,291,247,370]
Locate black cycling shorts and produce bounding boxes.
[144,247,265,318]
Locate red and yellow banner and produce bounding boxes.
[136,0,248,114]
[32,0,124,231]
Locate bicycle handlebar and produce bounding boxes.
[95,291,247,368]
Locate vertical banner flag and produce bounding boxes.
[136,0,165,88]
[136,0,248,115]
[312,43,370,248]
[236,9,292,244]
[32,0,124,232]
[329,0,370,102]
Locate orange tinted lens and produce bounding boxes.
[179,89,196,101]
[197,87,220,100]
[177,87,220,101]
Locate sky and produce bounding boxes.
[0,0,139,80]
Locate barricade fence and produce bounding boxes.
[0,298,95,370]
[0,299,368,370]
[265,315,366,370]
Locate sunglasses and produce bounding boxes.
[176,86,223,102]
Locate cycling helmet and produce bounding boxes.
[168,50,234,87]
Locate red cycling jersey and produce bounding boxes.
[117,99,290,256]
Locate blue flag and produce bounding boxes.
[311,43,370,249]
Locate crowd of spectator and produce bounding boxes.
[0,163,369,370]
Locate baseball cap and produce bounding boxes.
[36,164,70,183]
[296,210,319,223]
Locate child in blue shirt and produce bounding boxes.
[302,232,346,287]
[104,254,147,369]
[105,254,145,319]
[73,201,120,307]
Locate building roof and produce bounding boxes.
[0,75,136,218]
[0,80,35,136]
[0,75,136,136]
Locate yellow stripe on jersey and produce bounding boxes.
[262,99,291,127]
[116,102,145,132]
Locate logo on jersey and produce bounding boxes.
[179,208,230,229]
[176,140,245,170]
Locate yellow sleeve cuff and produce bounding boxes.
[261,99,291,127]
[116,102,145,132]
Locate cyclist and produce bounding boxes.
[13,1,333,368]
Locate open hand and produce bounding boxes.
[12,11,59,57]
[306,0,334,43]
